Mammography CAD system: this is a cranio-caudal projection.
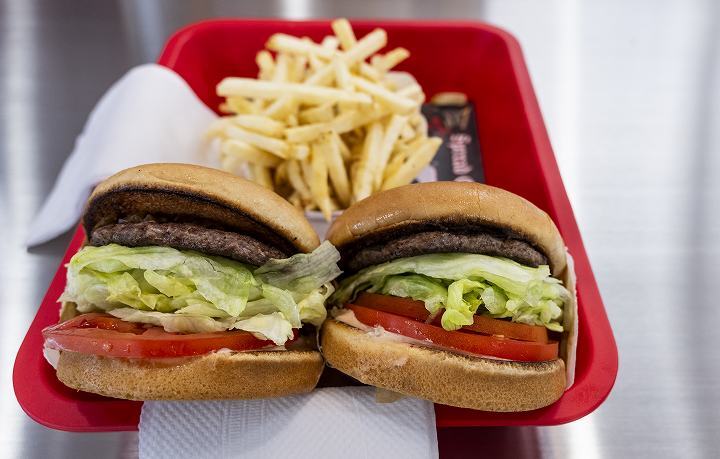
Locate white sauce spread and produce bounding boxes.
[43,345,60,369]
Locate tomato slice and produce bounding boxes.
[355,293,432,320]
[346,304,558,362]
[42,313,285,358]
[355,293,549,343]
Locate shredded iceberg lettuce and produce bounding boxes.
[332,253,569,332]
[59,241,341,344]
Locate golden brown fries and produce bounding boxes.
[209,18,441,219]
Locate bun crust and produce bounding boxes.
[56,349,324,400]
[321,320,565,412]
[327,182,566,275]
[85,163,319,253]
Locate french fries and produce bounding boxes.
[209,18,442,220]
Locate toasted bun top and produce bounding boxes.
[83,163,319,253]
[326,181,566,274]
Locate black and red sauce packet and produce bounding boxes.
[421,103,485,184]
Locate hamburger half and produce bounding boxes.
[43,163,341,400]
[321,182,578,412]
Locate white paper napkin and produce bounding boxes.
[25,63,219,247]
[139,387,438,459]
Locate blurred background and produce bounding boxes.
[1,0,719,457]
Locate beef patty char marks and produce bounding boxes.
[345,230,548,272]
[90,222,287,266]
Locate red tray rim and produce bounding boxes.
[13,18,618,431]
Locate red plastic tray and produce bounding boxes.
[14,19,617,431]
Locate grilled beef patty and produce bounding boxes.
[90,222,287,266]
[343,227,548,272]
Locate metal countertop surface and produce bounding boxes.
[1,0,718,457]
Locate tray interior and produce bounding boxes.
[13,20,617,431]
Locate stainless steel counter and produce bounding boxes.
[1,0,718,457]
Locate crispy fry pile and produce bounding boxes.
[208,19,441,220]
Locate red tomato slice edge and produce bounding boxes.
[345,304,558,362]
[354,292,549,343]
[42,313,291,359]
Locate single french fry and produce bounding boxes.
[299,102,335,124]
[359,62,381,82]
[399,121,416,141]
[349,159,360,191]
[405,89,425,104]
[285,122,331,143]
[300,157,313,188]
[372,47,410,72]
[329,110,358,133]
[287,160,312,201]
[267,33,335,59]
[288,191,302,207]
[373,114,407,189]
[232,115,285,137]
[384,149,407,180]
[273,53,290,82]
[318,133,352,207]
[274,161,288,186]
[336,100,358,114]
[321,36,339,51]
[304,61,336,86]
[289,55,308,83]
[221,139,282,168]
[226,125,289,158]
[331,18,357,51]
[218,102,231,114]
[263,96,298,120]
[397,83,423,99]
[220,154,239,174]
[384,136,424,181]
[333,57,353,90]
[218,78,371,105]
[411,112,429,136]
[330,107,388,134]
[353,121,383,201]
[252,164,274,189]
[382,137,442,190]
[205,118,232,139]
[308,52,324,72]
[382,71,417,91]
[252,98,266,112]
[310,144,332,221]
[344,29,387,65]
[290,143,310,160]
[226,97,259,114]
[256,50,275,80]
[350,76,417,113]
[242,160,255,181]
[330,131,351,161]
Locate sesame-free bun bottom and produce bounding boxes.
[321,319,566,412]
[55,349,324,400]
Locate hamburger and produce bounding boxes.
[42,163,341,400]
[321,182,577,412]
